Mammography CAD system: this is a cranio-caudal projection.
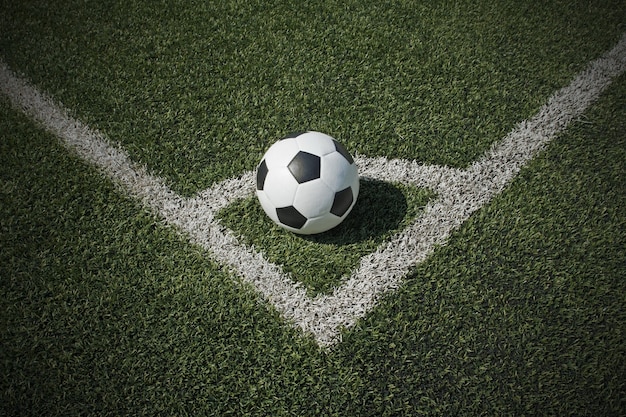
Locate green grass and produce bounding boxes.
[1,0,625,195]
[1,0,626,415]
[338,73,626,415]
[0,96,353,415]
[342,73,626,415]
[2,73,625,416]
[218,181,435,295]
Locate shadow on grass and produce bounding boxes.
[302,179,408,245]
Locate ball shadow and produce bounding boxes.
[302,179,408,245]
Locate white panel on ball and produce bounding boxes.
[263,167,299,207]
[293,180,334,219]
[295,132,336,156]
[320,152,357,192]
[256,191,279,223]
[264,138,301,169]
[305,213,345,234]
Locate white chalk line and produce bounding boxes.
[1,32,625,347]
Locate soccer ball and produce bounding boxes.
[256,131,359,235]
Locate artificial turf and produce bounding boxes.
[0,96,348,416]
[218,181,435,295]
[1,0,624,195]
[336,73,626,416]
[2,70,625,417]
[1,0,625,415]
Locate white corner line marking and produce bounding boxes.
[1,32,625,347]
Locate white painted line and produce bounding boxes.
[356,155,464,191]
[1,32,625,347]
[303,32,626,345]
[0,63,183,218]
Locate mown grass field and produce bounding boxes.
[1,0,625,415]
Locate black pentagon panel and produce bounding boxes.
[276,206,307,229]
[281,131,307,140]
[333,140,354,164]
[256,159,268,190]
[288,151,321,183]
[330,187,354,217]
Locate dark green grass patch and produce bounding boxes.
[218,180,435,296]
[1,63,625,417]
[0,98,365,416]
[1,0,625,195]
[2,1,626,414]
[336,74,626,416]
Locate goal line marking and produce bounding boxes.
[1,33,625,347]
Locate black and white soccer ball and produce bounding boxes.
[256,131,359,235]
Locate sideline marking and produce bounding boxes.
[1,33,625,346]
